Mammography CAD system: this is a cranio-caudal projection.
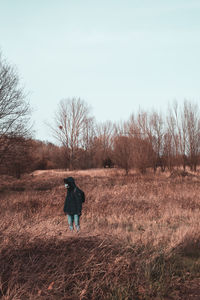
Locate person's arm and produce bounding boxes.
[63,196,67,213]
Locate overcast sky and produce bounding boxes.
[1,0,200,142]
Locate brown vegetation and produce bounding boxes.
[0,169,200,299]
[0,50,32,178]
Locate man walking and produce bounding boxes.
[63,177,85,232]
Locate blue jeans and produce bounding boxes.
[67,214,80,231]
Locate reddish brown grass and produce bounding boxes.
[0,169,200,299]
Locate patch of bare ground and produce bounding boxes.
[0,169,200,299]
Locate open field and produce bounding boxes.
[0,169,200,299]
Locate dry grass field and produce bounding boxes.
[0,168,200,299]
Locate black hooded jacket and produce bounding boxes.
[63,177,85,215]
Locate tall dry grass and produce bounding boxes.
[0,169,200,299]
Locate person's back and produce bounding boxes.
[63,177,85,232]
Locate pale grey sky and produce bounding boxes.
[0,0,200,141]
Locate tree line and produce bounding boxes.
[49,98,200,175]
[0,51,200,178]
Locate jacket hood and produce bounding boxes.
[66,177,75,183]
[64,177,76,189]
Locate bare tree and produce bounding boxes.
[113,135,133,175]
[166,100,200,171]
[0,51,31,167]
[166,101,182,169]
[94,121,114,167]
[149,111,165,171]
[52,98,91,169]
[80,117,96,168]
[184,101,200,171]
[127,111,163,172]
